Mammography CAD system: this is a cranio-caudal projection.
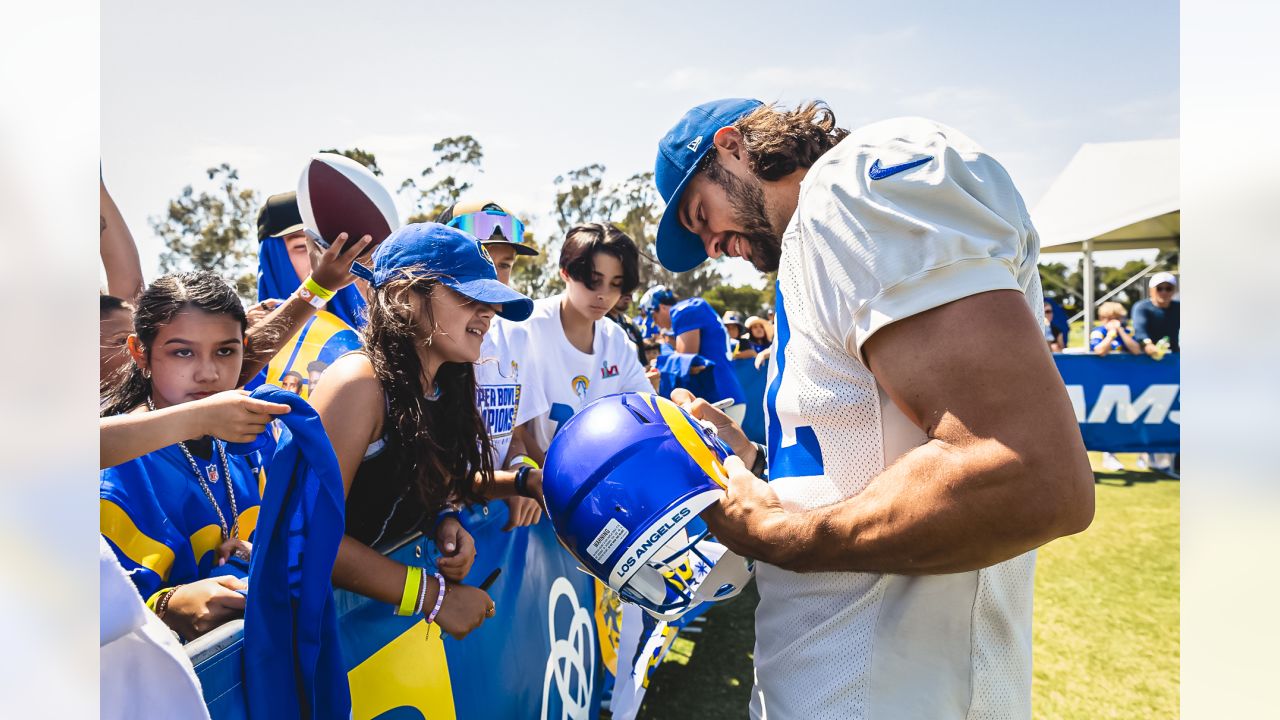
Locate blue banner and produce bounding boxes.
[731,352,1179,454]
[196,501,607,719]
[1053,353,1180,453]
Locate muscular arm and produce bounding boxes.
[705,290,1095,574]
[100,179,144,301]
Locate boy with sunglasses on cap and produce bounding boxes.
[437,201,548,529]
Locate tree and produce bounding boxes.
[151,164,260,302]
[399,135,485,222]
[702,283,772,317]
[509,230,563,299]
[318,147,383,176]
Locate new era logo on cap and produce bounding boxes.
[686,136,703,153]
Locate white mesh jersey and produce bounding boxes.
[753,117,1044,720]
[496,295,654,454]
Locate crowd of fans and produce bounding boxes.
[99,165,1174,709]
[98,179,777,667]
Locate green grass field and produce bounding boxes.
[636,453,1179,719]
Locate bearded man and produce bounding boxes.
[655,98,1095,719]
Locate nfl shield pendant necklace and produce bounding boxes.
[148,396,240,541]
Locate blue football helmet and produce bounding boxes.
[542,392,754,621]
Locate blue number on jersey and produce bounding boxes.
[765,287,826,479]
[549,402,575,438]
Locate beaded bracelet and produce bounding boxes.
[156,584,183,619]
[425,572,447,631]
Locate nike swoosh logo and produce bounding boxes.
[868,156,933,180]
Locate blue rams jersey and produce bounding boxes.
[251,310,363,400]
[100,443,266,600]
[669,298,745,404]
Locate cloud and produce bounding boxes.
[741,67,872,93]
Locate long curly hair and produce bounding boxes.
[361,268,494,516]
[733,100,850,181]
[101,271,246,417]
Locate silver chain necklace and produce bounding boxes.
[148,397,240,541]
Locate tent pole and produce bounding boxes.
[1082,239,1095,349]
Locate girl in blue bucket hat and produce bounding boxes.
[306,222,533,640]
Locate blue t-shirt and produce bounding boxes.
[1088,323,1135,353]
[669,298,746,404]
[1132,299,1180,352]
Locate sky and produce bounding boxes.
[102,0,1178,288]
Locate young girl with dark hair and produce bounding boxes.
[309,223,534,639]
[495,222,657,463]
[100,271,292,641]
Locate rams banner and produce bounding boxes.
[734,352,1180,454]
[1052,353,1180,453]
[196,501,607,719]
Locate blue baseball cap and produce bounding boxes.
[370,222,534,321]
[654,98,764,272]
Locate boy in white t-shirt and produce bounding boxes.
[439,200,549,528]
[495,222,656,459]
[651,99,1096,719]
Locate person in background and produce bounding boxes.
[722,310,756,360]
[306,360,329,395]
[100,271,292,642]
[437,200,550,530]
[101,295,135,389]
[643,285,747,415]
[1133,271,1180,358]
[1089,301,1142,356]
[744,315,774,369]
[1044,301,1066,353]
[1133,271,1180,476]
[608,293,649,368]
[279,371,303,395]
[254,191,369,330]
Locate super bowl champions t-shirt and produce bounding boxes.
[474,328,549,467]
[669,298,746,405]
[756,117,1044,720]
[495,295,654,454]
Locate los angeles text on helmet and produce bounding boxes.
[616,506,692,579]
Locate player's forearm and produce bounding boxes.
[239,294,319,384]
[772,438,1092,575]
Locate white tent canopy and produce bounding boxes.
[1031,138,1179,346]
[1034,138,1179,253]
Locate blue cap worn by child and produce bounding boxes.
[370,222,534,321]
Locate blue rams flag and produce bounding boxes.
[258,235,367,329]
[226,386,350,719]
[244,310,362,399]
